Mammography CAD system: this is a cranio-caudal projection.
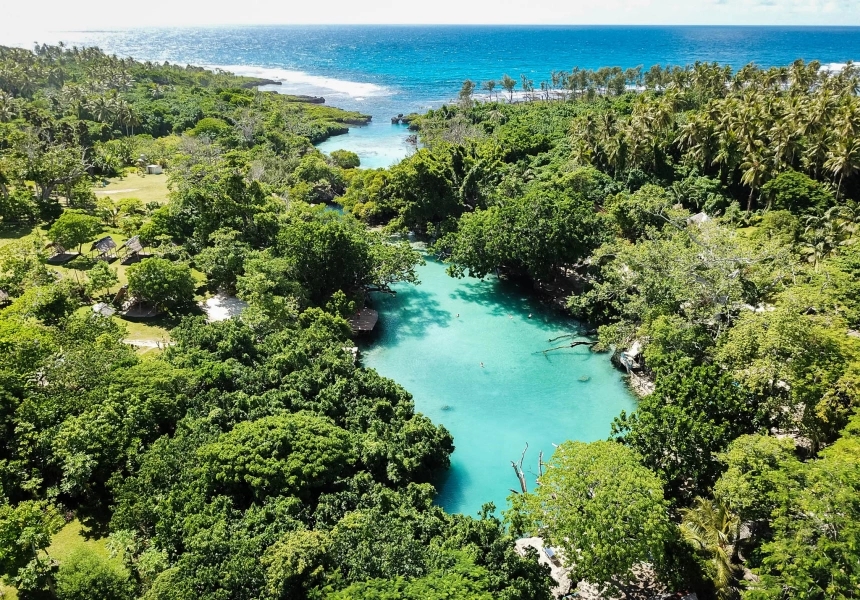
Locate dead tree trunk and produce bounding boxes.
[511,443,529,493]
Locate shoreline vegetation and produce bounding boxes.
[1,43,860,600]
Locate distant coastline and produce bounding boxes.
[38,24,858,168]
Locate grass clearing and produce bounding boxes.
[0,519,123,599]
[0,223,45,249]
[46,519,114,564]
[94,171,170,205]
[116,316,172,344]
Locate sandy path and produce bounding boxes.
[96,188,139,194]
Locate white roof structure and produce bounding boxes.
[92,302,116,317]
[201,292,249,322]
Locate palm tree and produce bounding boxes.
[116,100,140,136]
[520,74,534,101]
[88,94,115,124]
[565,67,581,99]
[824,136,860,200]
[483,80,496,101]
[681,498,741,600]
[61,85,86,119]
[802,207,855,269]
[0,91,16,123]
[500,74,516,102]
[677,115,712,168]
[740,145,771,211]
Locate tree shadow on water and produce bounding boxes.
[431,462,477,515]
[369,286,452,345]
[450,278,580,337]
[450,279,537,318]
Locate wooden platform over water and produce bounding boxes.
[348,308,378,333]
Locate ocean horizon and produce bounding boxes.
[8,25,860,165]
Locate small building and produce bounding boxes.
[146,164,163,175]
[201,292,249,323]
[542,546,562,566]
[120,301,163,319]
[90,235,117,261]
[0,289,9,306]
[348,308,379,333]
[45,242,79,264]
[119,236,152,265]
[92,302,116,317]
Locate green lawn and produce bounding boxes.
[2,221,208,300]
[0,224,46,249]
[1,519,122,600]
[1,172,169,249]
[46,520,114,564]
[117,316,172,342]
[94,171,170,205]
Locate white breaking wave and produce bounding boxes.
[821,62,858,73]
[209,64,390,98]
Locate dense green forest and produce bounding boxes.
[1,43,860,600]
[344,60,860,599]
[0,45,551,600]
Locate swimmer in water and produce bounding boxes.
[528,313,532,318]
[480,362,484,368]
[456,313,459,318]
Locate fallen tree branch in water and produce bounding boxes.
[538,341,598,354]
[548,333,577,343]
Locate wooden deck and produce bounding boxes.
[348,308,379,333]
[120,302,163,319]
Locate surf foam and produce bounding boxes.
[210,64,390,98]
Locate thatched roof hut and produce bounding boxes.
[91,235,117,259]
[120,236,152,264]
[44,242,78,264]
[122,236,143,254]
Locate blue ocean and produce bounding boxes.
[26,25,860,167]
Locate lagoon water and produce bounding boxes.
[361,253,634,515]
[10,24,860,513]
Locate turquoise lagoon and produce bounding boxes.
[315,121,416,170]
[360,252,635,515]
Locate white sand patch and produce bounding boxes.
[515,537,571,597]
[123,339,173,348]
[202,292,249,322]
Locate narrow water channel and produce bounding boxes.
[360,251,635,515]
